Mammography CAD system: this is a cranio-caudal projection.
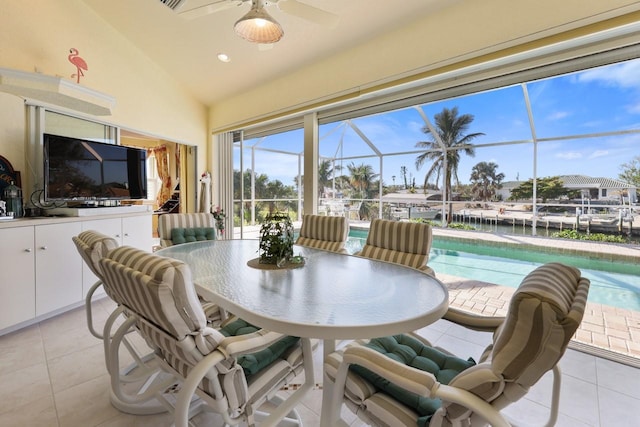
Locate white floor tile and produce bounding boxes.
[2,298,640,427]
[596,357,640,400]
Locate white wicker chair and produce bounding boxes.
[325,262,590,427]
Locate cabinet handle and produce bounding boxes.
[124,233,129,237]
[24,248,32,253]
[40,246,48,250]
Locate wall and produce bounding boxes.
[0,0,208,197]
[208,0,640,131]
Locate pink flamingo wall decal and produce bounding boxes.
[68,48,88,83]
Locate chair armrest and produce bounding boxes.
[220,329,291,357]
[444,307,504,332]
[342,345,438,396]
[435,384,511,427]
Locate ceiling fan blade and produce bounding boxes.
[177,0,244,20]
[277,0,339,28]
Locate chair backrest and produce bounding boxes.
[295,214,349,253]
[158,213,216,247]
[99,246,225,364]
[72,230,119,280]
[436,262,590,423]
[357,218,434,274]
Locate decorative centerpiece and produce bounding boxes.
[258,212,295,266]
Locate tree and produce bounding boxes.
[415,106,484,222]
[345,162,379,198]
[318,159,341,195]
[508,176,578,202]
[469,161,505,201]
[344,162,380,220]
[265,179,297,214]
[619,155,640,188]
[400,166,408,189]
[296,160,342,195]
[234,169,298,222]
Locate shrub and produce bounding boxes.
[448,223,477,231]
[551,229,628,243]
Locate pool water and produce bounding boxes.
[346,230,640,312]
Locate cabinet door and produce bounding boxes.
[122,215,153,252]
[0,227,35,330]
[35,222,83,316]
[80,218,121,298]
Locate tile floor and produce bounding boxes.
[2,295,640,427]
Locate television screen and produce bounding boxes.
[43,133,147,202]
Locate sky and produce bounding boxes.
[237,57,640,189]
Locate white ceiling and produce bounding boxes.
[82,0,455,106]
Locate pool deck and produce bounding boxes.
[430,228,640,364]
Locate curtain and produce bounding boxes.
[147,145,171,208]
[216,132,235,240]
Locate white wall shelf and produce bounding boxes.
[0,67,115,115]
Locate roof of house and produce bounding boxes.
[381,192,440,204]
[498,176,636,191]
[559,175,636,190]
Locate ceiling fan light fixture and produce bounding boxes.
[234,2,283,44]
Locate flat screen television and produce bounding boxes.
[43,133,147,202]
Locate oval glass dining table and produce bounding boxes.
[157,239,449,426]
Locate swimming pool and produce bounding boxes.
[346,229,640,312]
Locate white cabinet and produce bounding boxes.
[122,215,153,251]
[0,213,153,334]
[35,222,83,316]
[0,227,36,330]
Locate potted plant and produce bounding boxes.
[258,212,294,265]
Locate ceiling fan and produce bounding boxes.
[161,0,339,31]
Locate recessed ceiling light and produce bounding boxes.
[217,53,231,63]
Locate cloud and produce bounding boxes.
[556,152,582,160]
[407,120,424,134]
[547,111,570,120]
[588,150,609,159]
[577,60,640,88]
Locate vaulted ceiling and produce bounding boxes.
[82,0,456,106]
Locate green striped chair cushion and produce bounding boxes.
[295,214,349,253]
[357,218,434,274]
[158,213,215,247]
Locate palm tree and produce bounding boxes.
[345,162,380,220]
[415,106,484,222]
[346,163,378,198]
[470,161,505,201]
[318,159,341,196]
